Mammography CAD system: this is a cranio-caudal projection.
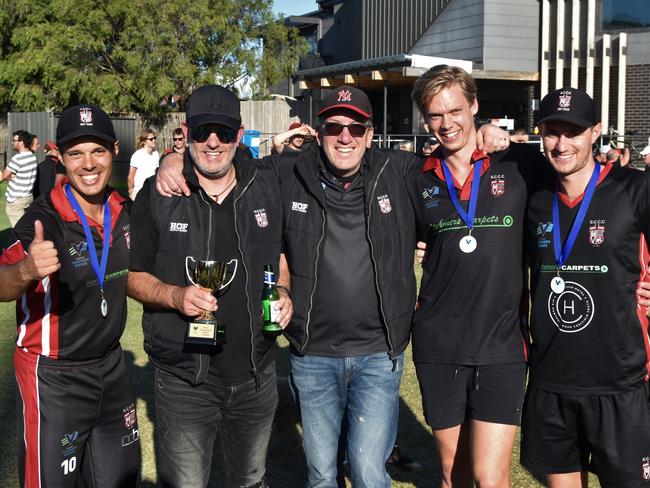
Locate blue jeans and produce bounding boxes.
[291,352,404,488]
[155,364,277,488]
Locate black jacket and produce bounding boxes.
[275,143,418,359]
[133,150,282,385]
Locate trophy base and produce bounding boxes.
[185,319,225,346]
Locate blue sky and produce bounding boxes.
[272,0,318,16]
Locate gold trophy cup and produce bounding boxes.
[185,257,238,346]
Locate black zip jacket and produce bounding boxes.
[131,150,282,385]
[274,143,418,359]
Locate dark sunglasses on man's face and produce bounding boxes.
[322,122,369,138]
[189,124,238,144]
[173,137,184,142]
[146,136,157,141]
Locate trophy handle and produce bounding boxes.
[185,256,198,287]
[218,259,238,290]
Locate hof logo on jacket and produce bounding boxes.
[588,219,605,246]
[254,208,268,228]
[377,194,392,214]
[490,174,505,197]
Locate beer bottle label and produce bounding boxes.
[263,299,280,323]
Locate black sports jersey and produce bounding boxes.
[407,144,549,365]
[0,180,130,360]
[526,163,650,394]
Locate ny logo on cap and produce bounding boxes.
[79,107,93,125]
[337,89,352,102]
[558,91,572,111]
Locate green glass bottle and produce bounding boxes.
[262,265,282,334]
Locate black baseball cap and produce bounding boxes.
[56,104,116,148]
[186,85,241,131]
[318,86,372,119]
[538,87,598,128]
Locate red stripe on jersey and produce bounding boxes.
[14,349,42,488]
[0,239,27,265]
[18,280,47,357]
[637,234,650,381]
[47,274,60,358]
[558,163,613,208]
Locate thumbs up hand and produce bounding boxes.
[23,220,61,280]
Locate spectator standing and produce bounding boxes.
[641,144,650,167]
[128,128,159,200]
[33,140,65,199]
[171,127,186,155]
[2,130,38,226]
[271,122,316,154]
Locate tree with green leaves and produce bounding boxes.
[0,0,306,115]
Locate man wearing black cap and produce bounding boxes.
[0,104,139,487]
[522,87,650,487]
[127,84,291,488]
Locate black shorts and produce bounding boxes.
[15,346,140,488]
[415,362,526,430]
[521,383,650,487]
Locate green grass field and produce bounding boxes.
[0,181,597,486]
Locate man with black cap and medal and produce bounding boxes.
[522,87,650,487]
[0,105,139,487]
[127,84,292,488]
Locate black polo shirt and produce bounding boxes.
[526,164,650,394]
[406,144,550,365]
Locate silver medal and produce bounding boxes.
[101,298,108,317]
[459,234,477,253]
[550,276,565,294]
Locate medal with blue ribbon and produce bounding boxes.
[550,163,601,294]
[440,158,483,253]
[65,184,112,317]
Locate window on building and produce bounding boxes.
[602,0,650,31]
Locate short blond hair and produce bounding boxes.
[411,65,477,117]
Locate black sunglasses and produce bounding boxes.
[189,124,238,144]
[322,122,370,138]
[146,136,156,141]
[173,137,184,141]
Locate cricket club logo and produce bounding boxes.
[254,208,268,228]
[643,457,650,480]
[558,90,572,111]
[124,229,131,250]
[79,107,93,125]
[588,220,605,246]
[490,175,505,197]
[377,194,392,214]
[337,89,352,102]
[123,403,137,429]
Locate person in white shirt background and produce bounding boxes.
[128,128,159,201]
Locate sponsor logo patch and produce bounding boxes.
[169,222,189,232]
[291,201,308,213]
[536,222,553,248]
[548,281,595,333]
[61,431,79,458]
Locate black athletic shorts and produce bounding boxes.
[415,362,526,430]
[15,345,140,488]
[521,383,650,487]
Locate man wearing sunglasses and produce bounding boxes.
[127,85,292,488]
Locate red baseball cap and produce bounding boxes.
[318,86,372,119]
